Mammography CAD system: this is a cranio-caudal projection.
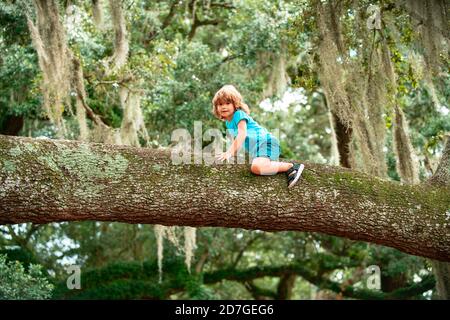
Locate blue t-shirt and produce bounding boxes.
[225,109,279,158]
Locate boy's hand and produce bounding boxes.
[215,151,233,162]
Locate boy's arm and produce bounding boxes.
[228,120,247,155]
[216,120,247,161]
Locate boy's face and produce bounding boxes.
[217,103,234,120]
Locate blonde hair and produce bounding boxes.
[211,84,250,120]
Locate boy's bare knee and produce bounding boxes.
[251,163,262,175]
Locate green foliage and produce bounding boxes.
[52,257,210,300]
[0,247,38,268]
[0,43,41,121]
[183,274,217,300]
[0,254,53,299]
[0,2,30,46]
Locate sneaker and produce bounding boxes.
[286,163,305,188]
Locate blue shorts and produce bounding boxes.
[249,136,280,161]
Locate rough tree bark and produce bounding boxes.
[0,135,449,261]
[428,136,450,298]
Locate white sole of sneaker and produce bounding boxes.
[288,163,305,188]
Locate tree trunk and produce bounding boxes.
[428,136,450,298]
[0,134,449,261]
[331,111,353,169]
[277,273,297,300]
[431,260,450,299]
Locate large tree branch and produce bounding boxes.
[0,135,449,261]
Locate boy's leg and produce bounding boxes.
[251,157,293,176]
[251,137,294,175]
